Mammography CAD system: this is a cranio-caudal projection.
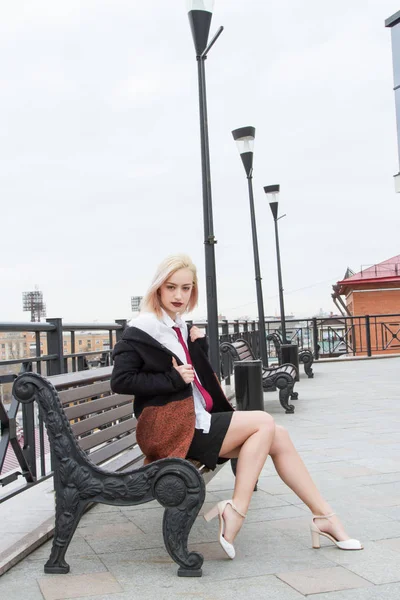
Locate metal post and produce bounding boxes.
[312,317,319,360]
[273,218,287,343]
[46,318,64,376]
[196,56,220,377]
[247,176,268,366]
[115,319,127,343]
[233,320,239,338]
[221,320,230,385]
[365,315,372,357]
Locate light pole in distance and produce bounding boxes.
[264,184,288,343]
[232,126,268,366]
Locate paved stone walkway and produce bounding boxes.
[1,357,400,599]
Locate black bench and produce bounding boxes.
[12,368,229,578]
[220,338,298,414]
[267,332,314,379]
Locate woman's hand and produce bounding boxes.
[189,326,205,342]
[172,357,195,384]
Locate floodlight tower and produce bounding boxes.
[22,287,46,322]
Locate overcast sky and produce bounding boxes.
[1,0,399,324]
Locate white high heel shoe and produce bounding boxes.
[310,512,363,550]
[204,499,246,559]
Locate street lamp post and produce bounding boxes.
[264,185,288,343]
[232,126,268,366]
[187,0,223,376]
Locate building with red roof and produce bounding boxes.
[332,255,400,355]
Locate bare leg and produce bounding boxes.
[218,411,276,543]
[269,425,352,541]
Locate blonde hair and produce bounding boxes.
[140,254,199,318]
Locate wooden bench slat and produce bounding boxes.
[71,404,134,436]
[114,446,144,472]
[88,431,138,465]
[58,380,112,404]
[64,393,133,420]
[49,367,113,390]
[78,417,137,451]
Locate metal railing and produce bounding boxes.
[0,319,125,503]
[1,313,400,502]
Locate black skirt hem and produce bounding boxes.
[185,411,233,471]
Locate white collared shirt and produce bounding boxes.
[129,310,212,433]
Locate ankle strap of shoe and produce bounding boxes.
[312,512,335,519]
[229,501,246,518]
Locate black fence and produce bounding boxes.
[1,313,399,503]
[0,319,125,503]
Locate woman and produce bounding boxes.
[111,254,362,559]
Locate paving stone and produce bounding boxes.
[320,541,400,584]
[79,521,143,540]
[2,554,107,581]
[244,504,307,523]
[0,579,44,600]
[79,511,131,527]
[276,565,372,595]
[325,465,381,478]
[351,458,400,474]
[64,574,304,600]
[310,582,400,600]
[89,504,124,513]
[0,533,24,554]
[255,478,291,495]
[27,535,96,561]
[100,543,335,588]
[354,491,400,509]
[84,531,164,554]
[37,572,122,600]
[370,505,400,520]
[213,488,290,509]
[375,538,400,553]
[273,492,306,506]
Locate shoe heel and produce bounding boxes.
[311,529,321,549]
[204,504,219,522]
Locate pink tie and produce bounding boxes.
[173,326,213,412]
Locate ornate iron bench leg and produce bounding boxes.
[304,362,314,378]
[299,352,314,378]
[279,387,295,413]
[45,490,86,574]
[275,377,295,413]
[155,464,205,577]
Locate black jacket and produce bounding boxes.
[111,326,233,462]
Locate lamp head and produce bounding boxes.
[264,184,280,219]
[232,126,255,177]
[187,0,214,56]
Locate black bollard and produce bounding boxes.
[231,360,264,489]
[234,360,264,411]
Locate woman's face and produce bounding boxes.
[159,267,194,320]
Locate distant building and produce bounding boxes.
[385,11,400,192]
[333,254,400,355]
[0,331,112,365]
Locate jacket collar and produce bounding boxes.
[122,325,192,365]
